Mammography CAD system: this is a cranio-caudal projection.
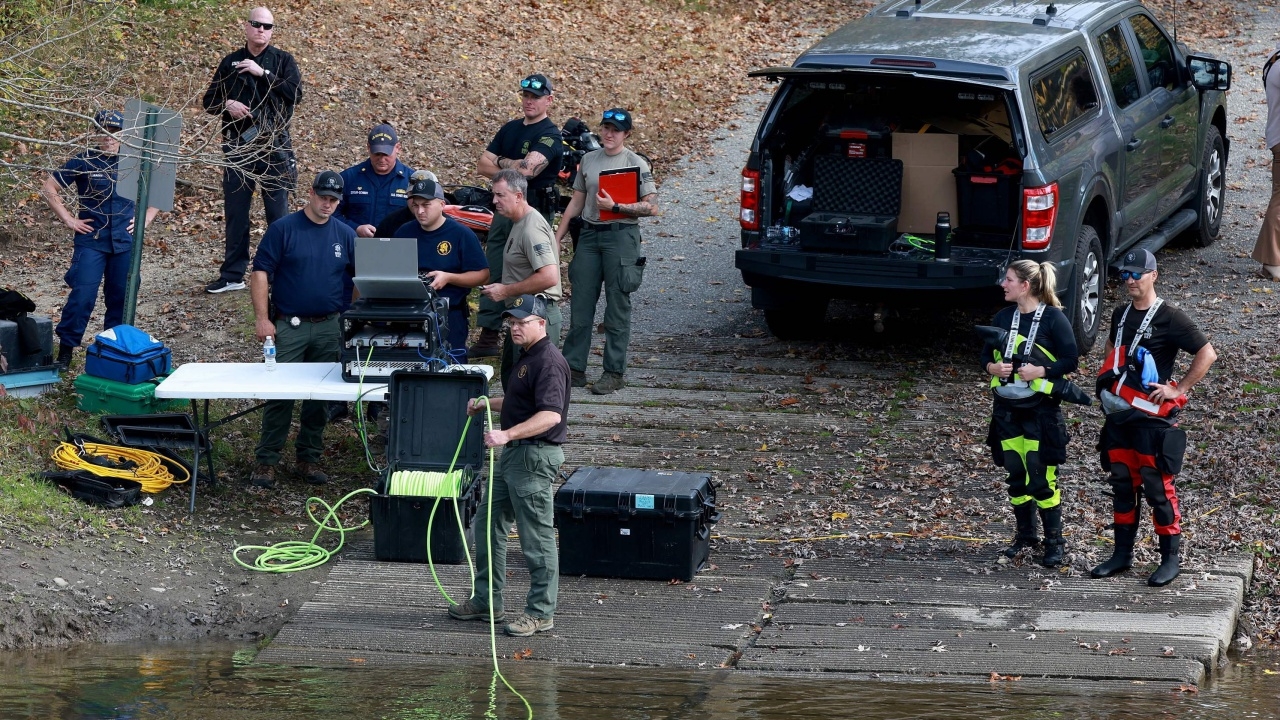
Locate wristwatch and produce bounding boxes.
[263,68,271,79]
[612,203,621,214]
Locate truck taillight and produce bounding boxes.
[740,167,761,230]
[1022,182,1058,251]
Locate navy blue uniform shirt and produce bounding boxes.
[53,151,135,252]
[392,216,488,309]
[252,210,356,317]
[336,159,414,230]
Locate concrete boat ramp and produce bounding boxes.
[256,334,1251,689]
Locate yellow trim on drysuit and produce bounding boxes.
[991,335,1061,510]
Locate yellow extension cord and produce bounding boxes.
[51,441,190,494]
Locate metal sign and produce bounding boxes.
[117,99,181,211]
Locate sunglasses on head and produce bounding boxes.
[519,78,545,91]
[602,110,628,122]
[247,20,274,30]
[1119,270,1150,281]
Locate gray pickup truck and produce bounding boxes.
[735,0,1231,349]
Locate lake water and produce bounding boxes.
[2,643,1278,719]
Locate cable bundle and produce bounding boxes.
[388,469,465,498]
[51,441,189,494]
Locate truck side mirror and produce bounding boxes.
[1187,55,1231,91]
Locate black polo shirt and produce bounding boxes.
[501,336,570,444]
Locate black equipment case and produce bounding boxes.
[555,467,719,582]
[370,369,488,563]
[340,296,451,382]
[800,155,902,253]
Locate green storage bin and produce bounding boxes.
[74,373,186,415]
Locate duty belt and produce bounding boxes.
[507,438,560,448]
[275,312,337,324]
[583,220,632,232]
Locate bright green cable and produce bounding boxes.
[426,414,478,605]
[233,488,376,572]
[475,395,533,720]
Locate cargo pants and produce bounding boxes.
[472,441,564,619]
[57,244,132,347]
[255,316,339,466]
[562,223,644,376]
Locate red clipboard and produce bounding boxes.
[598,167,639,221]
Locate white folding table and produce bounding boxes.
[155,363,491,511]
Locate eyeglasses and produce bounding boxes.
[503,316,541,329]
[247,20,274,30]
[1119,270,1150,281]
[519,78,546,91]
[602,110,628,122]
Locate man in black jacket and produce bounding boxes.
[201,6,302,294]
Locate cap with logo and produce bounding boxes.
[519,73,554,97]
[600,108,632,132]
[94,110,124,131]
[502,294,548,320]
[313,170,344,198]
[408,177,445,201]
[1118,248,1157,274]
[367,123,399,155]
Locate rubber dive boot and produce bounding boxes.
[1002,502,1040,558]
[1090,523,1137,578]
[1148,534,1181,587]
[1039,506,1065,568]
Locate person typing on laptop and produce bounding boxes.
[392,176,488,361]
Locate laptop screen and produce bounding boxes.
[353,237,429,300]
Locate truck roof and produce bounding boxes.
[796,0,1133,75]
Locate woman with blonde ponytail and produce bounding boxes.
[981,259,1079,567]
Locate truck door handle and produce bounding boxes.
[1126,137,1141,152]
[1160,115,1175,129]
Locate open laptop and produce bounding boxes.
[353,237,429,300]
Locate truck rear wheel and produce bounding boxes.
[1070,225,1104,353]
[763,298,829,340]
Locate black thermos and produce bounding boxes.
[935,211,952,262]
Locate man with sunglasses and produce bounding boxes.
[556,108,658,394]
[201,6,303,295]
[471,73,565,357]
[1092,249,1217,587]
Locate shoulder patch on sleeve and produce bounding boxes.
[539,136,555,147]
[533,243,552,257]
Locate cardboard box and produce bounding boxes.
[892,133,959,234]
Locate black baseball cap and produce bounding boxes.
[408,177,444,201]
[1118,249,1157,274]
[519,73,553,97]
[502,294,548,320]
[312,170,344,198]
[600,108,632,132]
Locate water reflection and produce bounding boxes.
[1,643,1277,719]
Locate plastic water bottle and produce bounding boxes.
[263,336,277,371]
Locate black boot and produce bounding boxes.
[1039,506,1065,568]
[1090,523,1137,578]
[1148,534,1181,587]
[55,343,74,370]
[1003,503,1040,558]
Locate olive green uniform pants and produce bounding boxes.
[255,316,339,465]
[562,223,644,375]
